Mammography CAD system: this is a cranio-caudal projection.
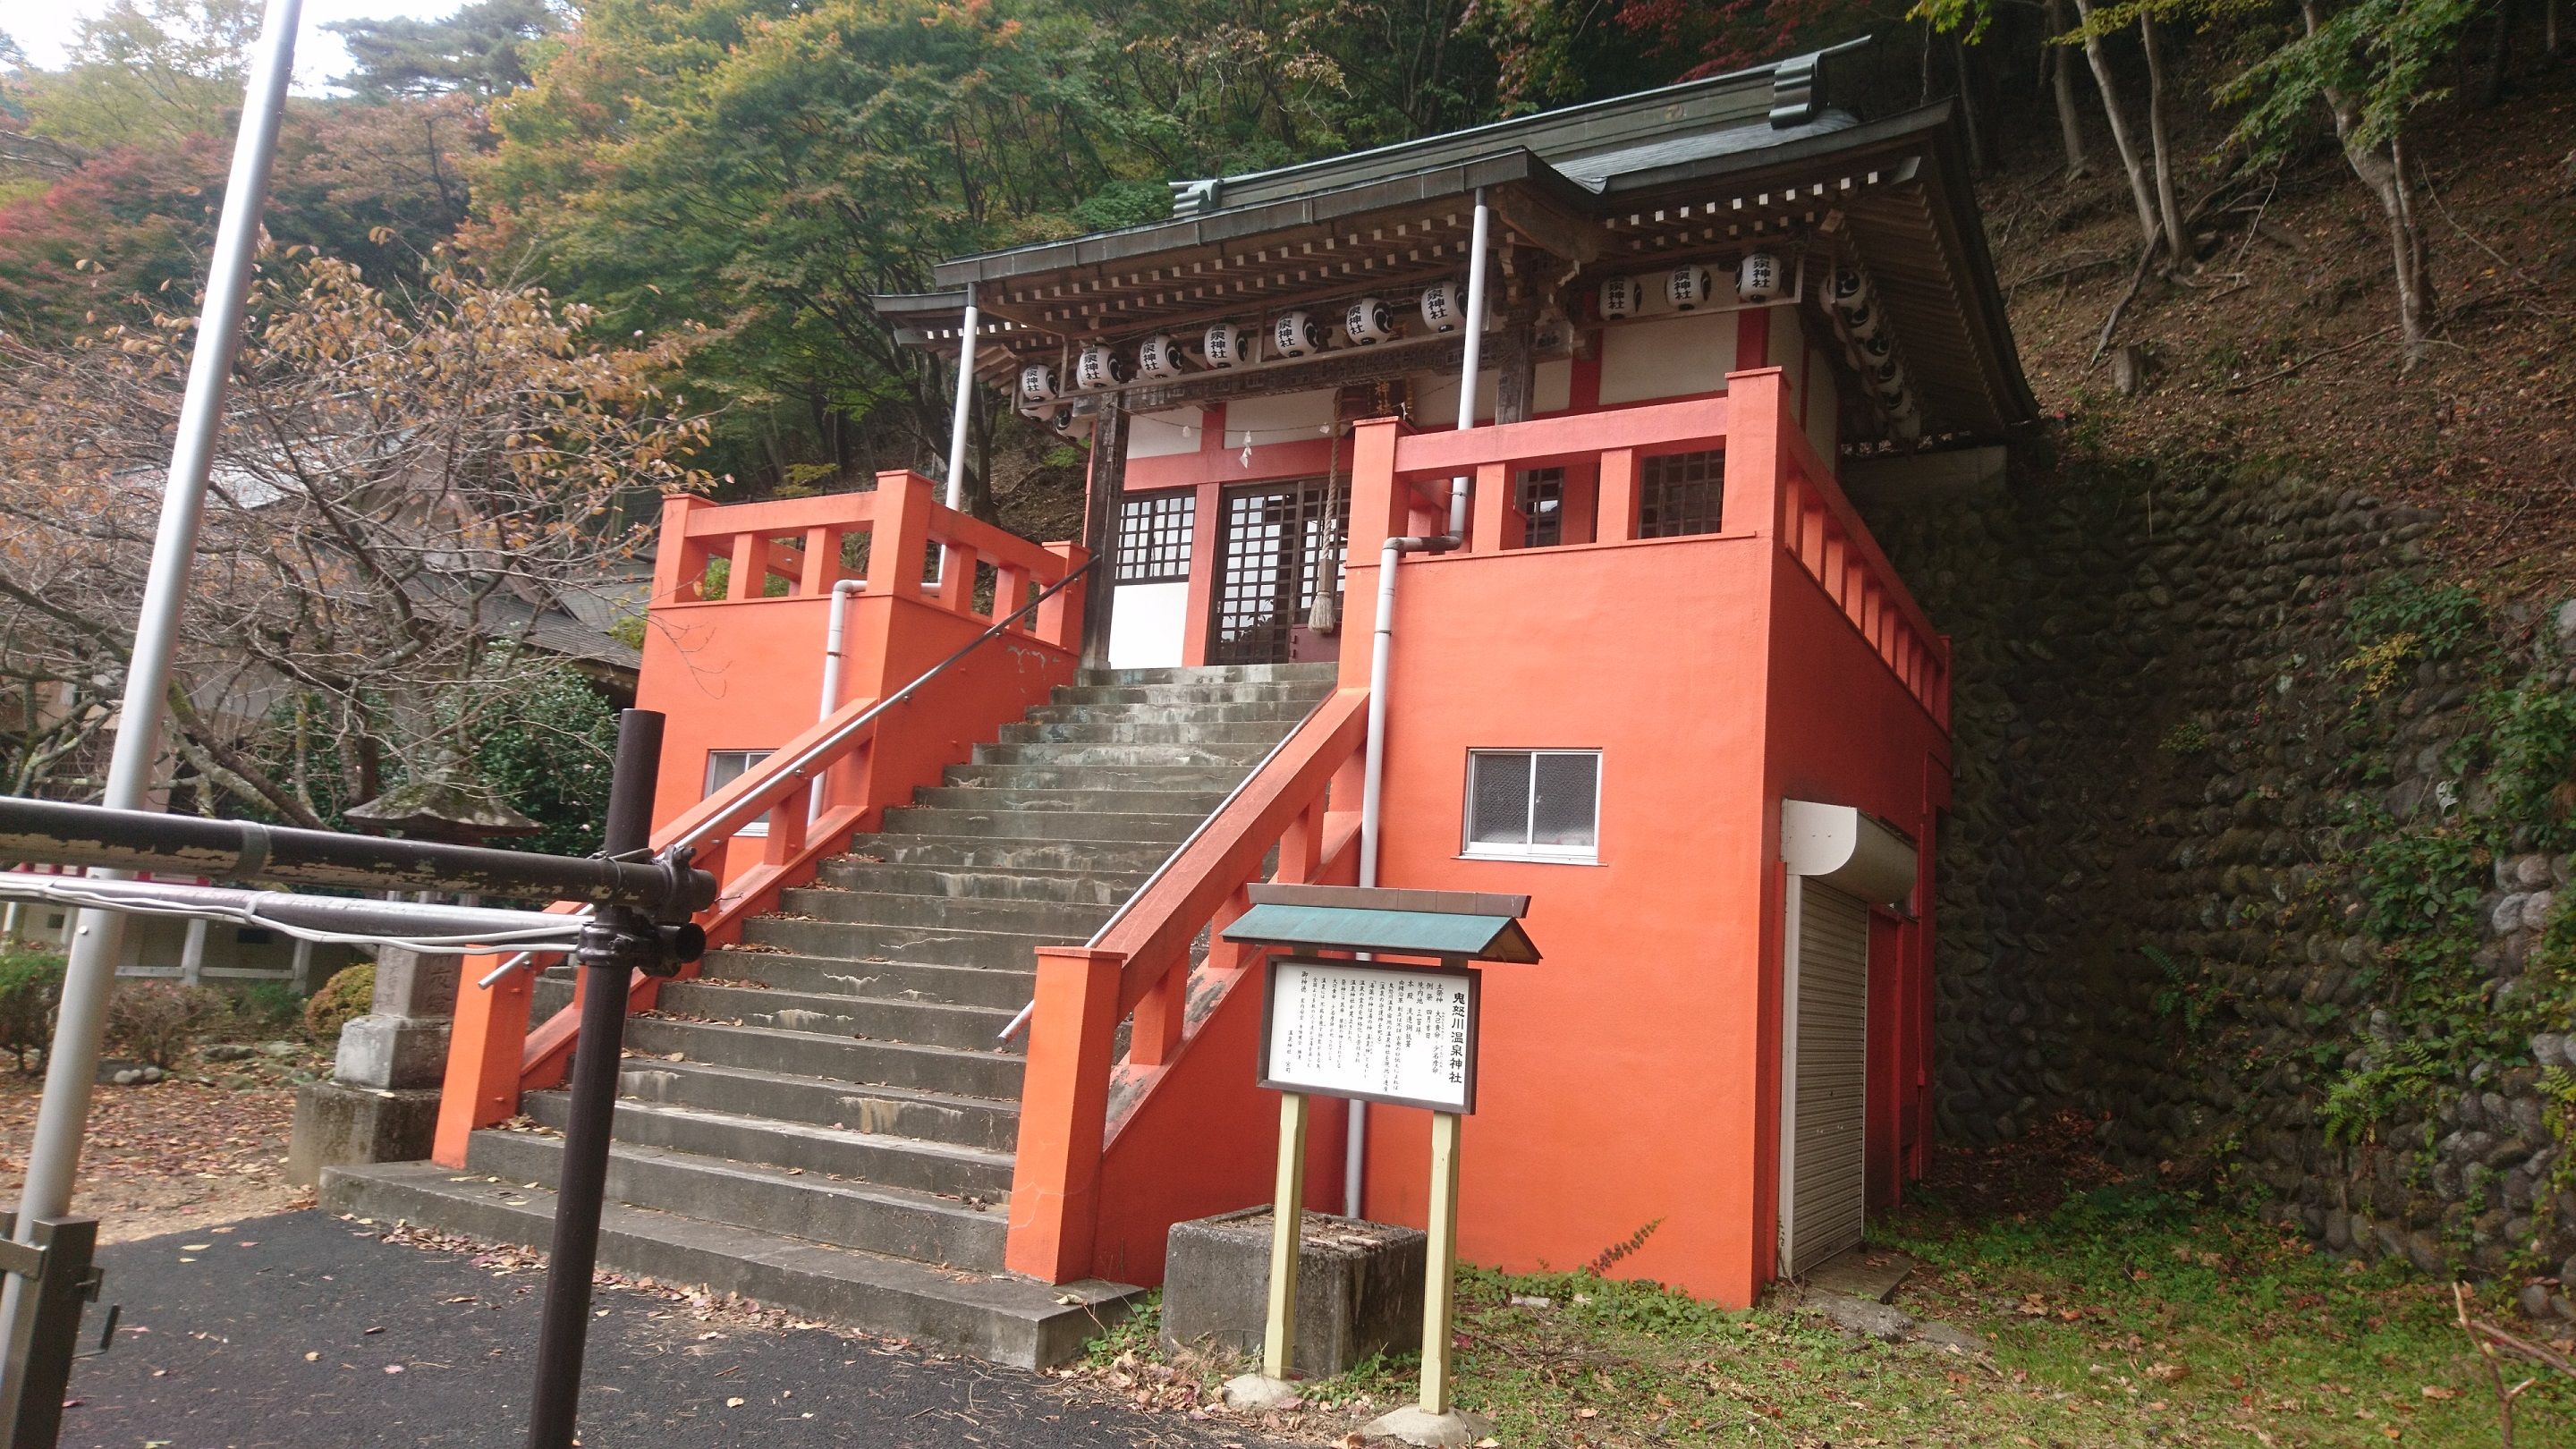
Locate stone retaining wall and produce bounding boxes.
[1851,448,2576,1319]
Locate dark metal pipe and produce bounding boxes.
[523,710,663,1449]
[0,798,713,917]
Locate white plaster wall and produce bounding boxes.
[1407,369,1497,426]
[1129,407,1206,460]
[1108,581,1191,669]
[1534,358,1572,413]
[1221,389,1335,447]
[1598,312,1737,405]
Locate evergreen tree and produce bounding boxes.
[328,0,562,100]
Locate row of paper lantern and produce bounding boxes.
[1595,252,1790,320]
[1016,280,1471,416]
[1826,264,1922,441]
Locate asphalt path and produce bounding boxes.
[58,1209,1249,1449]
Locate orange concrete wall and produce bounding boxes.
[636,591,1074,843]
[1761,555,1952,1213]
[1331,530,1785,1304]
[1291,370,1948,1308]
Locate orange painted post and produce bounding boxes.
[433,953,535,1166]
[997,564,1033,628]
[1038,544,1089,649]
[1470,462,1512,553]
[727,530,765,601]
[1181,480,1224,667]
[1721,369,1785,539]
[800,525,838,595]
[1006,945,1126,1282]
[877,471,934,602]
[1131,962,1187,1069]
[1561,459,1599,546]
[649,495,716,603]
[762,779,811,867]
[1597,447,1640,542]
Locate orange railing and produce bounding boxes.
[1377,368,1947,727]
[434,472,1090,1165]
[1005,689,1368,1284]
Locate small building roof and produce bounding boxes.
[1223,883,1542,963]
[881,36,2035,443]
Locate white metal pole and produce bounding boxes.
[944,284,979,513]
[2,0,302,1342]
[1344,188,1491,1221]
[810,579,865,826]
[933,286,979,587]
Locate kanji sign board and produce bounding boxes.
[1258,956,1480,1114]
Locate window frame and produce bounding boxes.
[703,748,777,837]
[1115,488,1197,585]
[1460,748,1603,865]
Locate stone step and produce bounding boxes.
[531,976,1022,1050]
[664,980,1023,1055]
[1020,700,1317,725]
[1050,681,1335,707]
[607,1057,1021,1153]
[939,762,1246,794]
[698,949,1034,1010]
[319,1163,1134,1369]
[521,1091,1016,1200]
[1079,662,1338,686]
[741,916,1061,970]
[464,1127,1010,1270]
[780,885,1116,939]
[909,784,1231,818]
[817,859,1148,906]
[622,1015,1023,1100]
[877,805,1206,843]
[996,719,1298,747]
[970,741,1274,768]
[835,834,1183,875]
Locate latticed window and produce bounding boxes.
[1210,479,1347,665]
[1513,468,1565,548]
[1116,490,1195,583]
[1638,450,1724,538]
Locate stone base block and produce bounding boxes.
[333,1013,453,1091]
[1360,1405,1491,1447]
[1162,1207,1425,1379]
[286,1080,442,1187]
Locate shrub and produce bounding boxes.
[0,946,66,1073]
[231,982,303,1035]
[303,962,376,1040]
[104,981,224,1069]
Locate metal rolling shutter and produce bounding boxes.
[1783,881,1868,1276]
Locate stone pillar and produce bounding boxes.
[285,946,458,1185]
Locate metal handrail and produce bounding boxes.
[478,555,1098,989]
[995,684,1332,1042]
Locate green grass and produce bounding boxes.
[1090,1186,2576,1446]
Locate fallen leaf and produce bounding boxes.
[725,1396,746,1408]
[2146,1362,2189,1384]
[2419,1385,2456,1400]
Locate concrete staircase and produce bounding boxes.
[322,662,1337,1368]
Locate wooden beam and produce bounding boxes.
[1123,334,1468,412]
[1078,399,1129,669]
